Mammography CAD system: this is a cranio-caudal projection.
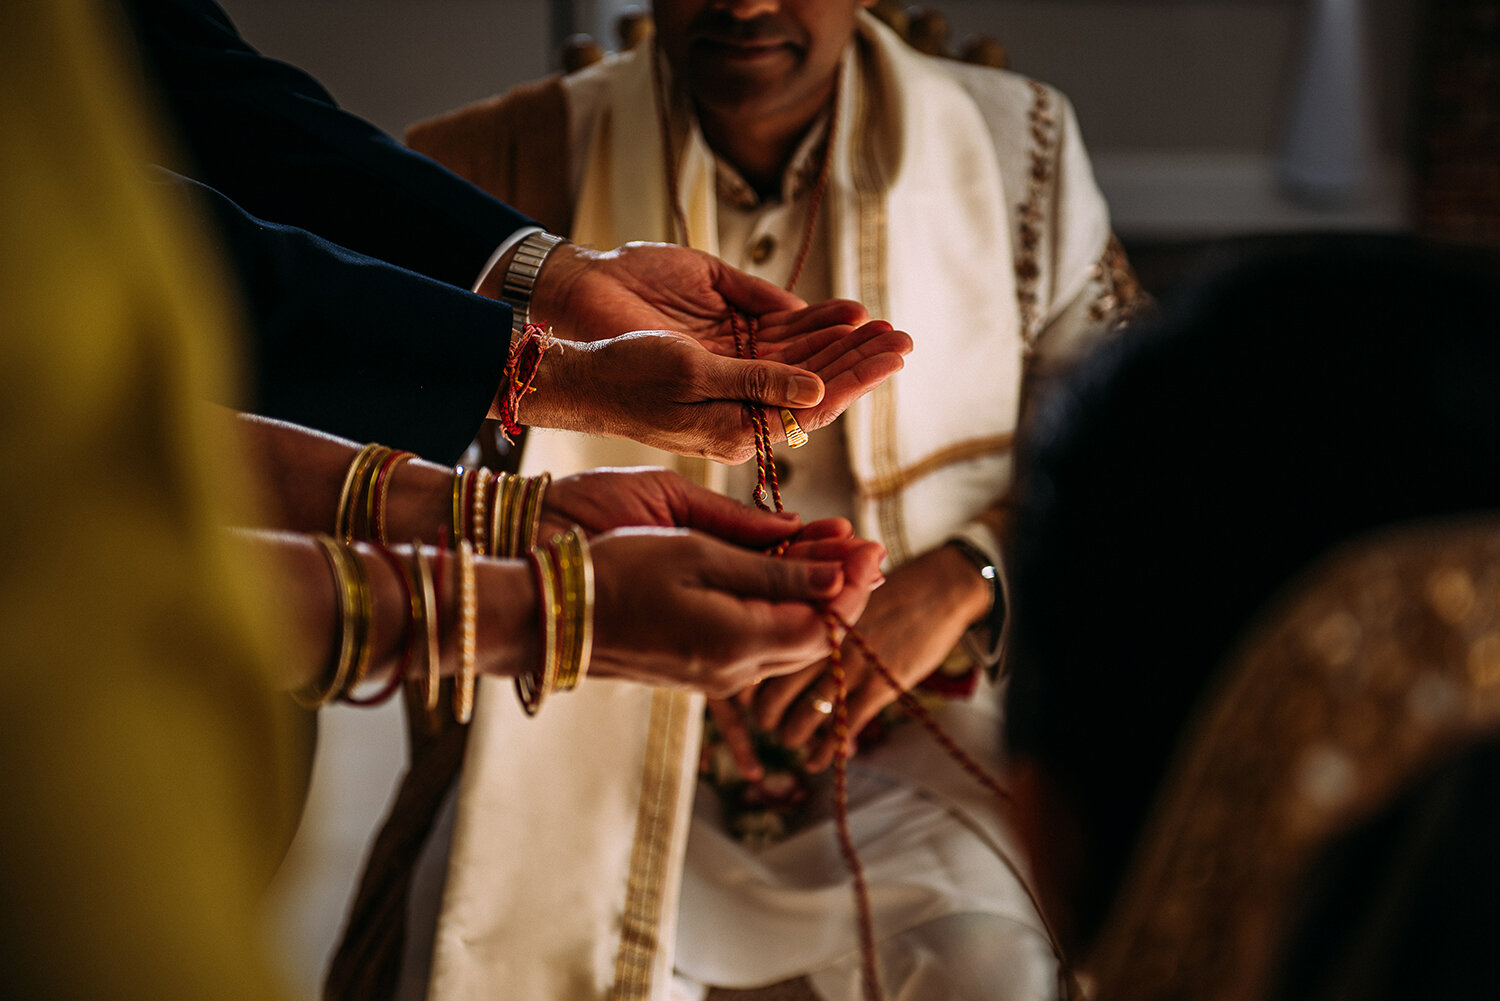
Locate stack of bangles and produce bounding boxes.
[296,445,590,720]
[516,526,594,717]
[450,464,551,558]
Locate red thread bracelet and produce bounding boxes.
[498,323,552,442]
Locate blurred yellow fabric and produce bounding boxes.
[0,1,304,998]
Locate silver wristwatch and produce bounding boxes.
[501,231,568,336]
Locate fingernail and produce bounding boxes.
[787,374,823,407]
[872,574,887,589]
[809,563,841,589]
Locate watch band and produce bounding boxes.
[501,231,567,335]
[947,537,999,618]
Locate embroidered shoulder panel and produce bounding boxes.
[1089,232,1155,330]
[1014,79,1057,350]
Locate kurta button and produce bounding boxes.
[749,234,776,264]
[776,457,794,487]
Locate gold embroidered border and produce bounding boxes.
[612,690,692,1000]
[851,40,906,564]
[856,433,1014,501]
[1014,80,1057,349]
[1088,232,1154,328]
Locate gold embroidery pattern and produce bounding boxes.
[1088,518,1500,1001]
[1015,80,1057,351]
[712,117,832,211]
[613,690,695,1000]
[849,45,908,565]
[856,433,1014,501]
[1088,232,1154,328]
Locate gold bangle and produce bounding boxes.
[335,443,389,543]
[450,465,469,546]
[412,541,441,713]
[520,472,552,554]
[363,449,392,543]
[339,541,375,696]
[489,472,511,558]
[370,451,415,546]
[495,473,523,557]
[538,543,561,702]
[454,539,478,724]
[572,530,593,688]
[548,527,594,692]
[469,468,494,556]
[517,545,559,716]
[353,445,394,541]
[505,474,529,558]
[548,534,576,694]
[322,538,363,701]
[547,529,574,692]
[294,534,356,708]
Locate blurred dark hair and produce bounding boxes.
[1004,234,1500,947]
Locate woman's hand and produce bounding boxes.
[539,466,800,547]
[588,521,885,697]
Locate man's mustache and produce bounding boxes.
[687,12,803,48]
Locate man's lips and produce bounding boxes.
[691,33,798,60]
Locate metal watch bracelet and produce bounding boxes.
[501,231,568,336]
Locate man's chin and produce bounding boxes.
[684,49,801,104]
[686,72,796,120]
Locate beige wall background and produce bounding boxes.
[946,0,1419,157]
[230,0,1422,237]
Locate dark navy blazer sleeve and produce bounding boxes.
[160,172,511,463]
[122,0,535,287]
[121,0,537,460]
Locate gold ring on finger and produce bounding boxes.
[780,408,809,448]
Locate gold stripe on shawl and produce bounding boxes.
[612,689,694,1000]
[857,433,1015,501]
[849,40,906,565]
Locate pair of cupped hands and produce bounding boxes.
[485,240,914,463]
[539,467,885,784]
